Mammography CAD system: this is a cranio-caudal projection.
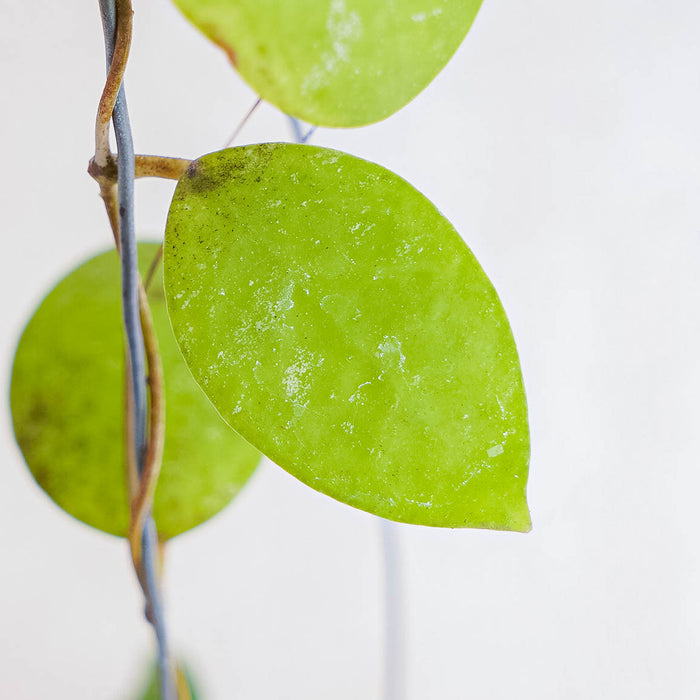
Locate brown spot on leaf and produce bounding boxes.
[221,42,238,67]
[201,24,239,67]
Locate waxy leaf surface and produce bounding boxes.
[10,244,260,539]
[171,0,483,127]
[165,144,530,531]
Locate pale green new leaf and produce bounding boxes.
[164,144,530,531]
[170,0,483,127]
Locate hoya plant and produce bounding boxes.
[9,0,530,697]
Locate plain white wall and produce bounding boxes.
[2,0,700,698]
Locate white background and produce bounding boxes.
[2,0,700,698]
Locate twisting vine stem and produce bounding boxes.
[128,285,166,567]
[94,1,175,697]
[94,0,131,170]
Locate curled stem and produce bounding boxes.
[94,0,132,169]
[144,245,164,292]
[96,0,174,697]
[128,284,166,569]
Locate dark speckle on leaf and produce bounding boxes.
[180,161,220,196]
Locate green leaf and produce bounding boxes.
[164,144,530,531]
[136,661,201,700]
[170,0,483,127]
[10,244,260,539]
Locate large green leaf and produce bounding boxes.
[164,144,530,531]
[170,0,483,127]
[10,244,260,539]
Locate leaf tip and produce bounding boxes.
[504,493,532,533]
